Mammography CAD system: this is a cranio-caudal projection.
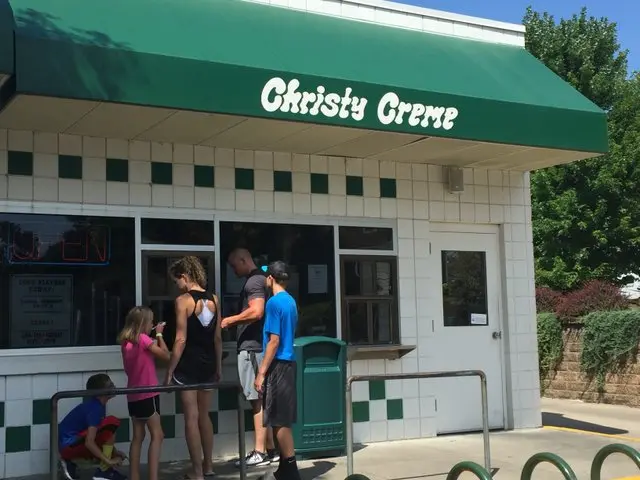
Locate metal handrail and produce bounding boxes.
[520,452,578,480]
[345,370,491,475]
[446,461,493,480]
[590,443,640,480]
[50,381,246,480]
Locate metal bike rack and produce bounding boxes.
[446,461,492,480]
[520,452,578,480]
[50,381,246,480]
[345,370,491,475]
[590,443,640,480]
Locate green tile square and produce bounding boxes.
[151,161,173,185]
[32,399,50,425]
[380,178,397,198]
[115,418,130,443]
[218,388,239,411]
[7,151,33,176]
[244,409,255,432]
[352,402,370,423]
[161,415,176,439]
[346,176,364,196]
[175,392,183,414]
[273,171,292,192]
[369,380,386,400]
[6,426,31,453]
[0,401,4,428]
[58,155,83,179]
[310,173,329,194]
[194,165,215,188]
[235,168,254,190]
[387,399,403,420]
[106,158,129,182]
[209,411,219,434]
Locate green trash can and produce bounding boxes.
[292,336,347,458]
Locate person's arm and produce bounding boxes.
[165,296,189,383]
[213,295,223,379]
[84,410,119,465]
[146,330,170,362]
[255,302,280,392]
[222,276,265,328]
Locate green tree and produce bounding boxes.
[523,7,640,290]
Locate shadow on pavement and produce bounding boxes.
[542,411,628,435]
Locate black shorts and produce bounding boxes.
[263,360,297,428]
[128,396,160,419]
[172,365,217,390]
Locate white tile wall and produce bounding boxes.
[0,129,540,477]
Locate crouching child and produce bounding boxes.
[58,373,128,480]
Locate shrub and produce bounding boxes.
[580,310,640,390]
[536,287,563,313]
[537,313,564,388]
[555,280,627,321]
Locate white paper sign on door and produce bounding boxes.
[470,313,488,325]
[307,264,328,294]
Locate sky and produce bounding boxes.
[394,0,638,74]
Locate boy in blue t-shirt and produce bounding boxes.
[58,374,127,480]
[255,261,300,480]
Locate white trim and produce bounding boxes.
[333,225,342,340]
[429,222,500,235]
[140,244,216,252]
[338,248,396,256]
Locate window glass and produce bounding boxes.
[339,226,393,250]
[0,214,136,349]
[441,251,488,327]
[343,260,394,296]
[220,222,336,340]
[141,218,214,245]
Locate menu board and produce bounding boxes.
[10,274,73,347]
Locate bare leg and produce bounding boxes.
[129,421,146,480]
[273,426,300,480]
[266,427,276,451]
[252,399,267,453]
[197,390,215,474]
[146,414,164,480]
[181,390,204,479]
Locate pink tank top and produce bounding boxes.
[121,333,158,402]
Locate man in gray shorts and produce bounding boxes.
[221,248,278,467]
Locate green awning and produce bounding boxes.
[0,1,14,76]
[4,0,608,153]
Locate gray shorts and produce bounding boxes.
[238,350,263,401]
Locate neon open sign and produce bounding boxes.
[8,223,111,266]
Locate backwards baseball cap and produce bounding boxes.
[266,260,290,281]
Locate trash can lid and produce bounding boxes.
[294,336,346,347]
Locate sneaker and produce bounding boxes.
[268,449,280,464]
[59,459,79,480]
[234,450,270,468]
[92,467,128,480]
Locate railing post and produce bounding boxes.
[520,452,578,480]
[446,461,493,480]
[50,395,59,480]
[237,389,247,480]
[590,443,640,480]
[345,378,354,477]
[478,371,491,473]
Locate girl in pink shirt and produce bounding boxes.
[118,306,170,480]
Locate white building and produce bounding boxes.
[0,0,607,477]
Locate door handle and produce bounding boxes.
[492,331,502,340]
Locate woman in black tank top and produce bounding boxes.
[165,256,221,480]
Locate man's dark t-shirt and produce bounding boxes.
[236,269,267,352]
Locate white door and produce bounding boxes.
[430,230,505,433]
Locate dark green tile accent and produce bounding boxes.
[346,175,364,196]
[32,399,50,425]
[115,418,130,443]
[244,409,255,432]
[235,168,254,190]
[151,161,172,185]
[369,380,386,400]
[194,165,215,188]
[6,426,31,453]
[161,415,176,439]
[7,151,33,176]
[273,170,292,192]
[352,402,370,423]
[0,401,4,428]
[380,178,397,198]
[218,388,239,411]
[209,411,219,434]
[106,158,129,182]
[58,155,83,179]
[387,399,403,420]
[310,173,329,194]
[175,392,184,414]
